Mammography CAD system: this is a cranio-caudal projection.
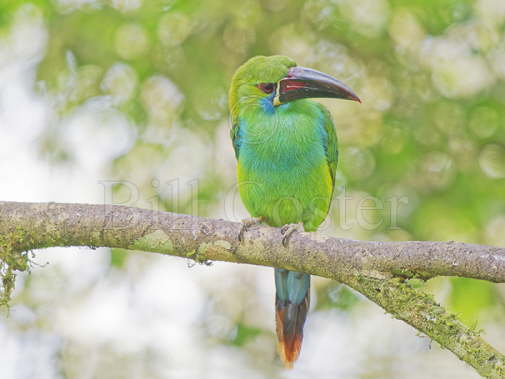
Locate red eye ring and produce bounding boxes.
[257,82,275,94]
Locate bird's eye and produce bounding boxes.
[257,82,275,94]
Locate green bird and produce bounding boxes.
[228,55,360,367]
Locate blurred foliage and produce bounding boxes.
[449,277,502,325]
[109,247,129,268]
[317,283,361,311]
[2,0,505,357]
[229,322,263,347]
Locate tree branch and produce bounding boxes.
[1,201,504,377]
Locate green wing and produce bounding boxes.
[317,104,338,188]
[230,121,241,159]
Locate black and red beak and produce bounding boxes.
[274,66,361,106]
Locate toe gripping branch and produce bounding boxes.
[238,217,264,242]
[280,223,304,247]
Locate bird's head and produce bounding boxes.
[229,55,360,117]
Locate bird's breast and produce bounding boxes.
[236,116,333,228]
[238,114,326,171]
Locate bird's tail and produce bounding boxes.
[274,268,310,368]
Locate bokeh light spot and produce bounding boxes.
[479,144,505,178]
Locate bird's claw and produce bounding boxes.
[281,223,304,247]
[238,217,263,242]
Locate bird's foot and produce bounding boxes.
[238,217,264,242]
[280,223,304,247]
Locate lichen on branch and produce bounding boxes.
[0,227,31,306]
[1,201,505,377]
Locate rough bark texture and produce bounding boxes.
[1,201,505,377]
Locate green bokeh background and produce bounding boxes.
[1,0,505,377]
